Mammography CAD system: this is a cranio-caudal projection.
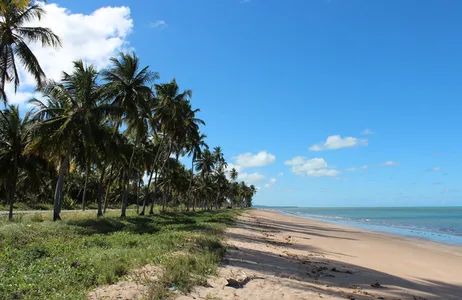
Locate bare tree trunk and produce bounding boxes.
[82,162,90,211]
[54,143,73,221]
[97,166,106,217]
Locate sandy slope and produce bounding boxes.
[177,209,462,300]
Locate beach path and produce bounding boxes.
[177,209,462,300]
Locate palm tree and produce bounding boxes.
[102,52,158,217]
[30,61,111,221]
[185,131,207,210]
[0,105,49,219]
[195,148,215,210]
[0,0,61,103]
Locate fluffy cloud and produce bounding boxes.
[237,172,265,185]
[361,129,375,135]
[381,161,400,166]
[6,2,133,104]
[285,156,340,177]
[269,178,277,183]
[234,151,276,169]
[309,135,367,151]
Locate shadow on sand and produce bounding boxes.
[222,214,461,300]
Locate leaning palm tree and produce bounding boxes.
[102,52,158,217]
[0,0,61,103]
[29,61,111,221]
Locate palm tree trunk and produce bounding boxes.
[121,138,139,217]
[8,157,18,221]
[140,169,154,215]
[186,156,195,211]
[148,168,158,215]
[103,167,114,214]
[82,162,90,211]
[54,142,73,221]
[162,182,167,211]
[97,166,106,217]
[215,191,220,210]
[135,177,141,214]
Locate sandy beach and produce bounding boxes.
[178,209,462,300]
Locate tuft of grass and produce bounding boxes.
[0,209,240,299]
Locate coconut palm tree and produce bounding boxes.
[185,131,207,210]
[0,105,49,219]
[30,60,112,221]
[102,52,157,217]
[0,0,61,103]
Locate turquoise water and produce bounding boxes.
[279,207,462,246]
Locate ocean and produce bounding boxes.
[278,207,462,246]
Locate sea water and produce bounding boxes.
[278,207,462,246]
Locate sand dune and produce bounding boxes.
[178,209,462,300]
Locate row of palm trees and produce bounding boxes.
[0,1,256,221]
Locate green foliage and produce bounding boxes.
[0,209,240,300]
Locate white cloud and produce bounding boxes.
[346,165,368,172]
[278,172,284,177]
[269,178,277,183]
[309,135,367,151]
[432,167,441,172]
[361,129,375,135]
[150,20,167,30]
[285,156,340,177]
[238,172,265,185]
[381,161,400,166]
[5,2,133,105]
[264,184,271,189]
[234,151,276,169]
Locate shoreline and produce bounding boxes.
[273,208,462,248]
[179,209,462,300]
[272,208,462,247]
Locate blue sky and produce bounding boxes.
[10,0,462,207]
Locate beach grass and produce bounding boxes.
[0,209,240,299]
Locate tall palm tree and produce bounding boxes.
[0,0,61,103]
[185,131,207,210]
[229,167,238,207]
[195,148,214,210]
[30,61,111,221]
[0,105,48,219]
[102,52,158,217]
